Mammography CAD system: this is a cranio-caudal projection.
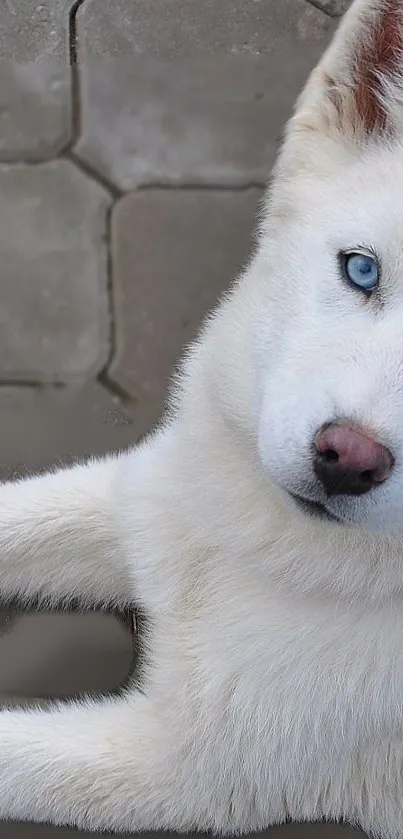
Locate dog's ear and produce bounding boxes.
[285,0,403,156]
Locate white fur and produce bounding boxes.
[3,2,403,836]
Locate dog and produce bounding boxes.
[3,0,403,835]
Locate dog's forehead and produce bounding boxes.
[350,142,403,188]
[292,143,403,243]
[334,145,403,244]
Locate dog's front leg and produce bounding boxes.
[0,454,131,610]
[0,692,187,833]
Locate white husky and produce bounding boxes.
[4,1,403,836]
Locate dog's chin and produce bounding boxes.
[287,492,343,525]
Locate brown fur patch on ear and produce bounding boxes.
[354,0,403,133]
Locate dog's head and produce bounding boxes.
[247,0,403,531]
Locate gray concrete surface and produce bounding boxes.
[76,53,328,191]
[0,1,71,158]
[0,0,363,836]
[0,162,110,380]
[76,0,336,57]
[0,1,70,61]
[0,64,70,160]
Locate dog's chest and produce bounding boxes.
[190,596,403,769]
[150,596,403,830]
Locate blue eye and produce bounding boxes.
[343,251,379,291]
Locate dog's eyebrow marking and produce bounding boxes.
[354,0,403,133]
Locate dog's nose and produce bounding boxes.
[314,422,394,496]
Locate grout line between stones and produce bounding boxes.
[0,377,135,415]
[67,150,122,198]
[95,200,140,411]
[68,0,87,141]
[304,0,339,17]
[0,152,267,192]
[0,378,136,421]
[0,149,72,167]
[95,202,120,399]
[98,374,136,409]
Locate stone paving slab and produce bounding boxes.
[75,52,328,191]
[0,160,110,382]
[0,64,71,162]
[108,188,262,426]
[0,609,133,700]
[0,0,70,61]
[0,1,71,159]
[76,0,335,57]
[0,383,139,480]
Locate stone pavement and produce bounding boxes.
[0,1,364,837]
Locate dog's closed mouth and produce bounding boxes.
[289,492,341,524]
